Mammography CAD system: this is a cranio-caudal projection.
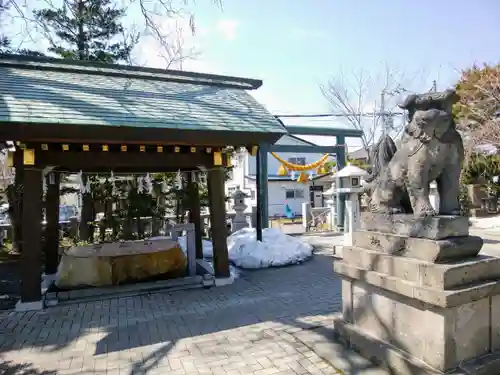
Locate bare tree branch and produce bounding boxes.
[320,65,429,153]
[4,0,222,69]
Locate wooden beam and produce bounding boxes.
[187,172,203,259]
[20,167,43,303]
[35,150,214,171]
[268,145,342,154]
[285,125,363,138]
[51,166,210,174]
[0,123,284,147]
[44,172,60,275]
[208,167,230,278]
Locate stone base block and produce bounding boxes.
[335,260,500,308]
[342,246,500,289]
[352,230,483,262]
[338,279,500,373]
[215,275,235,286]
[361,213,469,239]
[15,300,44,312]
[335,213,500,373]
[333,316,500,375]
[333,245,344,258]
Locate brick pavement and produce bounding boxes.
[0,249,343,375]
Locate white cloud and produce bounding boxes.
[215,19,240,41]
[250,88,295,114]
[134,16,217,73]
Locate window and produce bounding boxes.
[250,190,256,199]
[295,190,304,198]
[287,157,306,165]
[285,189,305,199]
[228,187,236,196]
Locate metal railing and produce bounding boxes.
[306,207,333,232]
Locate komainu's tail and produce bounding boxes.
[365,134,397,183]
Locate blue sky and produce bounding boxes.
[6,0,500,148]
[177,0,499,107]
[141,0,499,147]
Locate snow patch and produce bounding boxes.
[470,216,500,231]
[176,228,313,270]
[226,228,313,269]
[176,236,213,258]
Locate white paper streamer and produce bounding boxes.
[137,176,144,193]
[175,170,182,189]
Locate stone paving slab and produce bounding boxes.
[293,326,388,375]
[0,249,351,375]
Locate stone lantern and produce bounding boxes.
[231,189,249,233]
[335,163,367,247]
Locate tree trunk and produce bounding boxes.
[77,0,86,60]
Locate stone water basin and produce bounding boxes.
[55,238,187,289]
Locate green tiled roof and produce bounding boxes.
[0,55,288,135]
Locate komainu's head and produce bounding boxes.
[405,108,452,142]
[399,89,459,122]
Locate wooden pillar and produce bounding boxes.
[44,172,60,275]
[20,167,43,304]
[256,144,269,241]
[207,167,230,278]
[256,148,262,241]
[336,135,346,231]
[187,172,203,259]
[12,148,24,252]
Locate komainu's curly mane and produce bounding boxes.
[365,135,397,183]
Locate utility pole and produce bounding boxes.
[379,85,409,137]
[380,90,387,136]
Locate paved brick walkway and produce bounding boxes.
[0,249,343,375]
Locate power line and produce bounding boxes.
[275,111,405,118]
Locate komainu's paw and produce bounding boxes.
[414,203,436,217]
[369,201,404,215]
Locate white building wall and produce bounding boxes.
[60,183,81,209]
[224,134,336,215]
[267,181,309,217]
[246,134,330,176]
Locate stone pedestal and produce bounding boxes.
[333,213,500,374]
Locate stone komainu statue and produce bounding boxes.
[366,89,465,217]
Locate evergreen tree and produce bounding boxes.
[33,0,135,63]
[33,0,136,241]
